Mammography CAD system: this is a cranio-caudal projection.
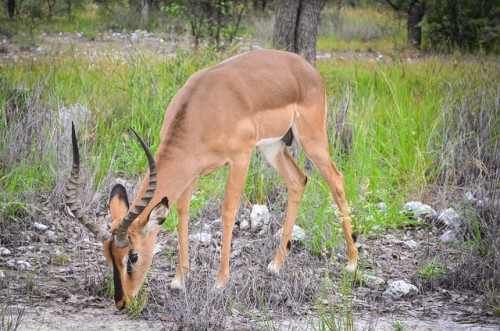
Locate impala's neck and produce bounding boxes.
[131,143,199,226]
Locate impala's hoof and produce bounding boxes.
[214,273,229,289]
[345,262,357,274]
[170,277,185,290]
[267,261,281,275]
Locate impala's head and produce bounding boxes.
[65,123,168,310]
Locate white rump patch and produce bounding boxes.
[257,137,284,168]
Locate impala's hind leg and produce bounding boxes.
[259,140,307,274]
[295,124,358,273]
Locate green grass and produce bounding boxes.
[1,48,497,243]
[318,6,407,52]
[417,259,445,279]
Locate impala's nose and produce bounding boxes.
[115,299,126,310]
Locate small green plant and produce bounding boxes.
[483,281,500,318]
[50,252,71,265]
[25,276,37,295]
[417,259,445,280]
[0,304,24,331]
[310,268,356,331]
[392,319,411,331]
[242,292,276,331]
[126,285,148,318]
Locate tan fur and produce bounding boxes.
[105,50,358,307]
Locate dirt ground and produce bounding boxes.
[1,32,499,330]
[1,195,498,330]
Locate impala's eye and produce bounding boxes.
[127,253,138,274]
[129,253,138,264]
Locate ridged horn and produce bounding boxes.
[65,122,111,242]
[114,128,157,248]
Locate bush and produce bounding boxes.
[423,0,499,53]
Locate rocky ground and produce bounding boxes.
[1,32,499,330]
[1,191,498,330]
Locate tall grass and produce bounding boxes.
[2,48,497,244]
[318,6,406,52]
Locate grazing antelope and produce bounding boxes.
[66,49,358,310]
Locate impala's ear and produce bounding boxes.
[109,184,129,230]
[142,197,169,234]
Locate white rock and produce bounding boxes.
[189,232,212,245]
[239,219,250,231]
[441,229,459,242]
[465,191,476,203]
[211,218,222,229]
[274,225,306,242]
[438,208,463,229]
[404,201,437,219]
[33,222,48,231]
[361,274,386,289]
[377,202,387,211]
[403,240,417,249]
[17,260,32,270]
[46,230,57,243]
[383,280,419,300]
[0,270,4,278]
[200,222,211,232]
[153,243,162,255]
[0,247,12,256]
[250,204,270,230]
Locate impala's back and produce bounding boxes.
[66,49,357,309]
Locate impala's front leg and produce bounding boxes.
[171,178,198,290]
[215,157,250,288]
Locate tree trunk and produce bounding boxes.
[141,0,149,30]
[273,0,301,53]
[407,0,425,49]
[8,0,15,18]
[295,0,321,64]
[273,0,321,65]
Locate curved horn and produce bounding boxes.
[114,128,157,248]
[65,122,111,242]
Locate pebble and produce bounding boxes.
[383,280,419,300]
[0,247,12,256]
[46,230,57,243]
[274,225,306,242]
[189,232,212,245]
[361,274,386,289]
[441,229,459,242]
[438,208,463,228]
[17,260,32,270]
[250,204,270,230]
[404,201,437,219]
[153,243,162,255]
[33,222,49,231]
[239,219,250,230]
[403,240,417,249]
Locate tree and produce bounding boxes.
[424,0,498,52]
[272,0,322,65]
[7,0,15,18]
[166,0,249,47]
[384,0,426,49]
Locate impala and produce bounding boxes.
[66,49,358,310]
